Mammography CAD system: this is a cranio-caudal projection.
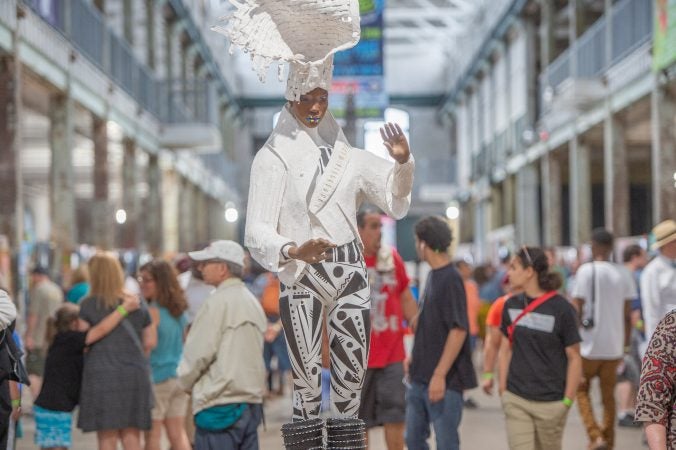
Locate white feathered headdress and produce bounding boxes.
[213,0,361,101]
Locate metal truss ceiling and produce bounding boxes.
[217,0,503,96]
[385,0,486,50]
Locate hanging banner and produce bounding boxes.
[654,0,676,71]
[331,0,387,119]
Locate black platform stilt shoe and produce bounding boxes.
[281,418,325,450]
[325,418,366,450]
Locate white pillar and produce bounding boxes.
[603,115,629,236]
[569,137,592,245]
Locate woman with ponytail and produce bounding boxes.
[497,246,582,450]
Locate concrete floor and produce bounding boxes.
[15,384,645,449]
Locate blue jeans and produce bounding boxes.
[263,330,291,372]
[195,404,262,450]
[405,382,463,450]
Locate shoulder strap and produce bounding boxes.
[508,291,558,345]
[588,262,596,323]
[120,318,145,356]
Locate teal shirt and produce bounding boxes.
[150,305,188,384]
[66,282,90,304]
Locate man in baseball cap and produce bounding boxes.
[178,240,267,449]
[188,240,245,266]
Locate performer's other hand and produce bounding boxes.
[380,122,410,164]
[289,239,336,264]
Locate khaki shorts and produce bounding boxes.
[152,378,190,421]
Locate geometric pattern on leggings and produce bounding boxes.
[280,250,371,421]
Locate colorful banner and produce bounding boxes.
[332,0,387,118]
[654,0,676,71]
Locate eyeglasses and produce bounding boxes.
[137,276,154,284]
[521,246,533,266]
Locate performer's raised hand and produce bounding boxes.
[288,238,337,264]
[380,122,410,164]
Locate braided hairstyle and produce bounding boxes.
[516,246,563,292]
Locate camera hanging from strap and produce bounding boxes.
[581,263,596,329]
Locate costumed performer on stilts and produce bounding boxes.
[214,1,415,448]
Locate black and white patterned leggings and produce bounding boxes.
[279,240,371,421]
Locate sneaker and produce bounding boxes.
[588,437,608,450]
[618,413,641,428]
[463,397,478,409]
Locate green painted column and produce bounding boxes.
[0,55,23,257]
[121,138,139,248]
[161,167,180,254]
[146,153,163,255]
[541,151,562,246]
[650,76,676,225]
[516,163,541,245]
[91,116,113,249]
[603,115,629,236]
[49,94,77,261]
[569,136,591,246]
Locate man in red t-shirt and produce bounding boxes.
[357,209,418,450]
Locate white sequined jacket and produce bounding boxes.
[245,105,415,285]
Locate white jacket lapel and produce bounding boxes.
[267,106,351,215]
[308,130,350,214]
[267,107,320,204]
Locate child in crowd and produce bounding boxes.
[32,293,140,450]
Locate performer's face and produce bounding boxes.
[291,88,329,128]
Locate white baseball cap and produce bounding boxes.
[188,240,245,267]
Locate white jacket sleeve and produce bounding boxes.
[640,266,660,341]
[358,151,415,219]
[244,149,295,272]
[0,290,17,330]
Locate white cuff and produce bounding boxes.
[280,243,295,260]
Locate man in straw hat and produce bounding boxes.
[640,219,676,342]
[214,1,415,448]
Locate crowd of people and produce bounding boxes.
[0,217,671,450]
